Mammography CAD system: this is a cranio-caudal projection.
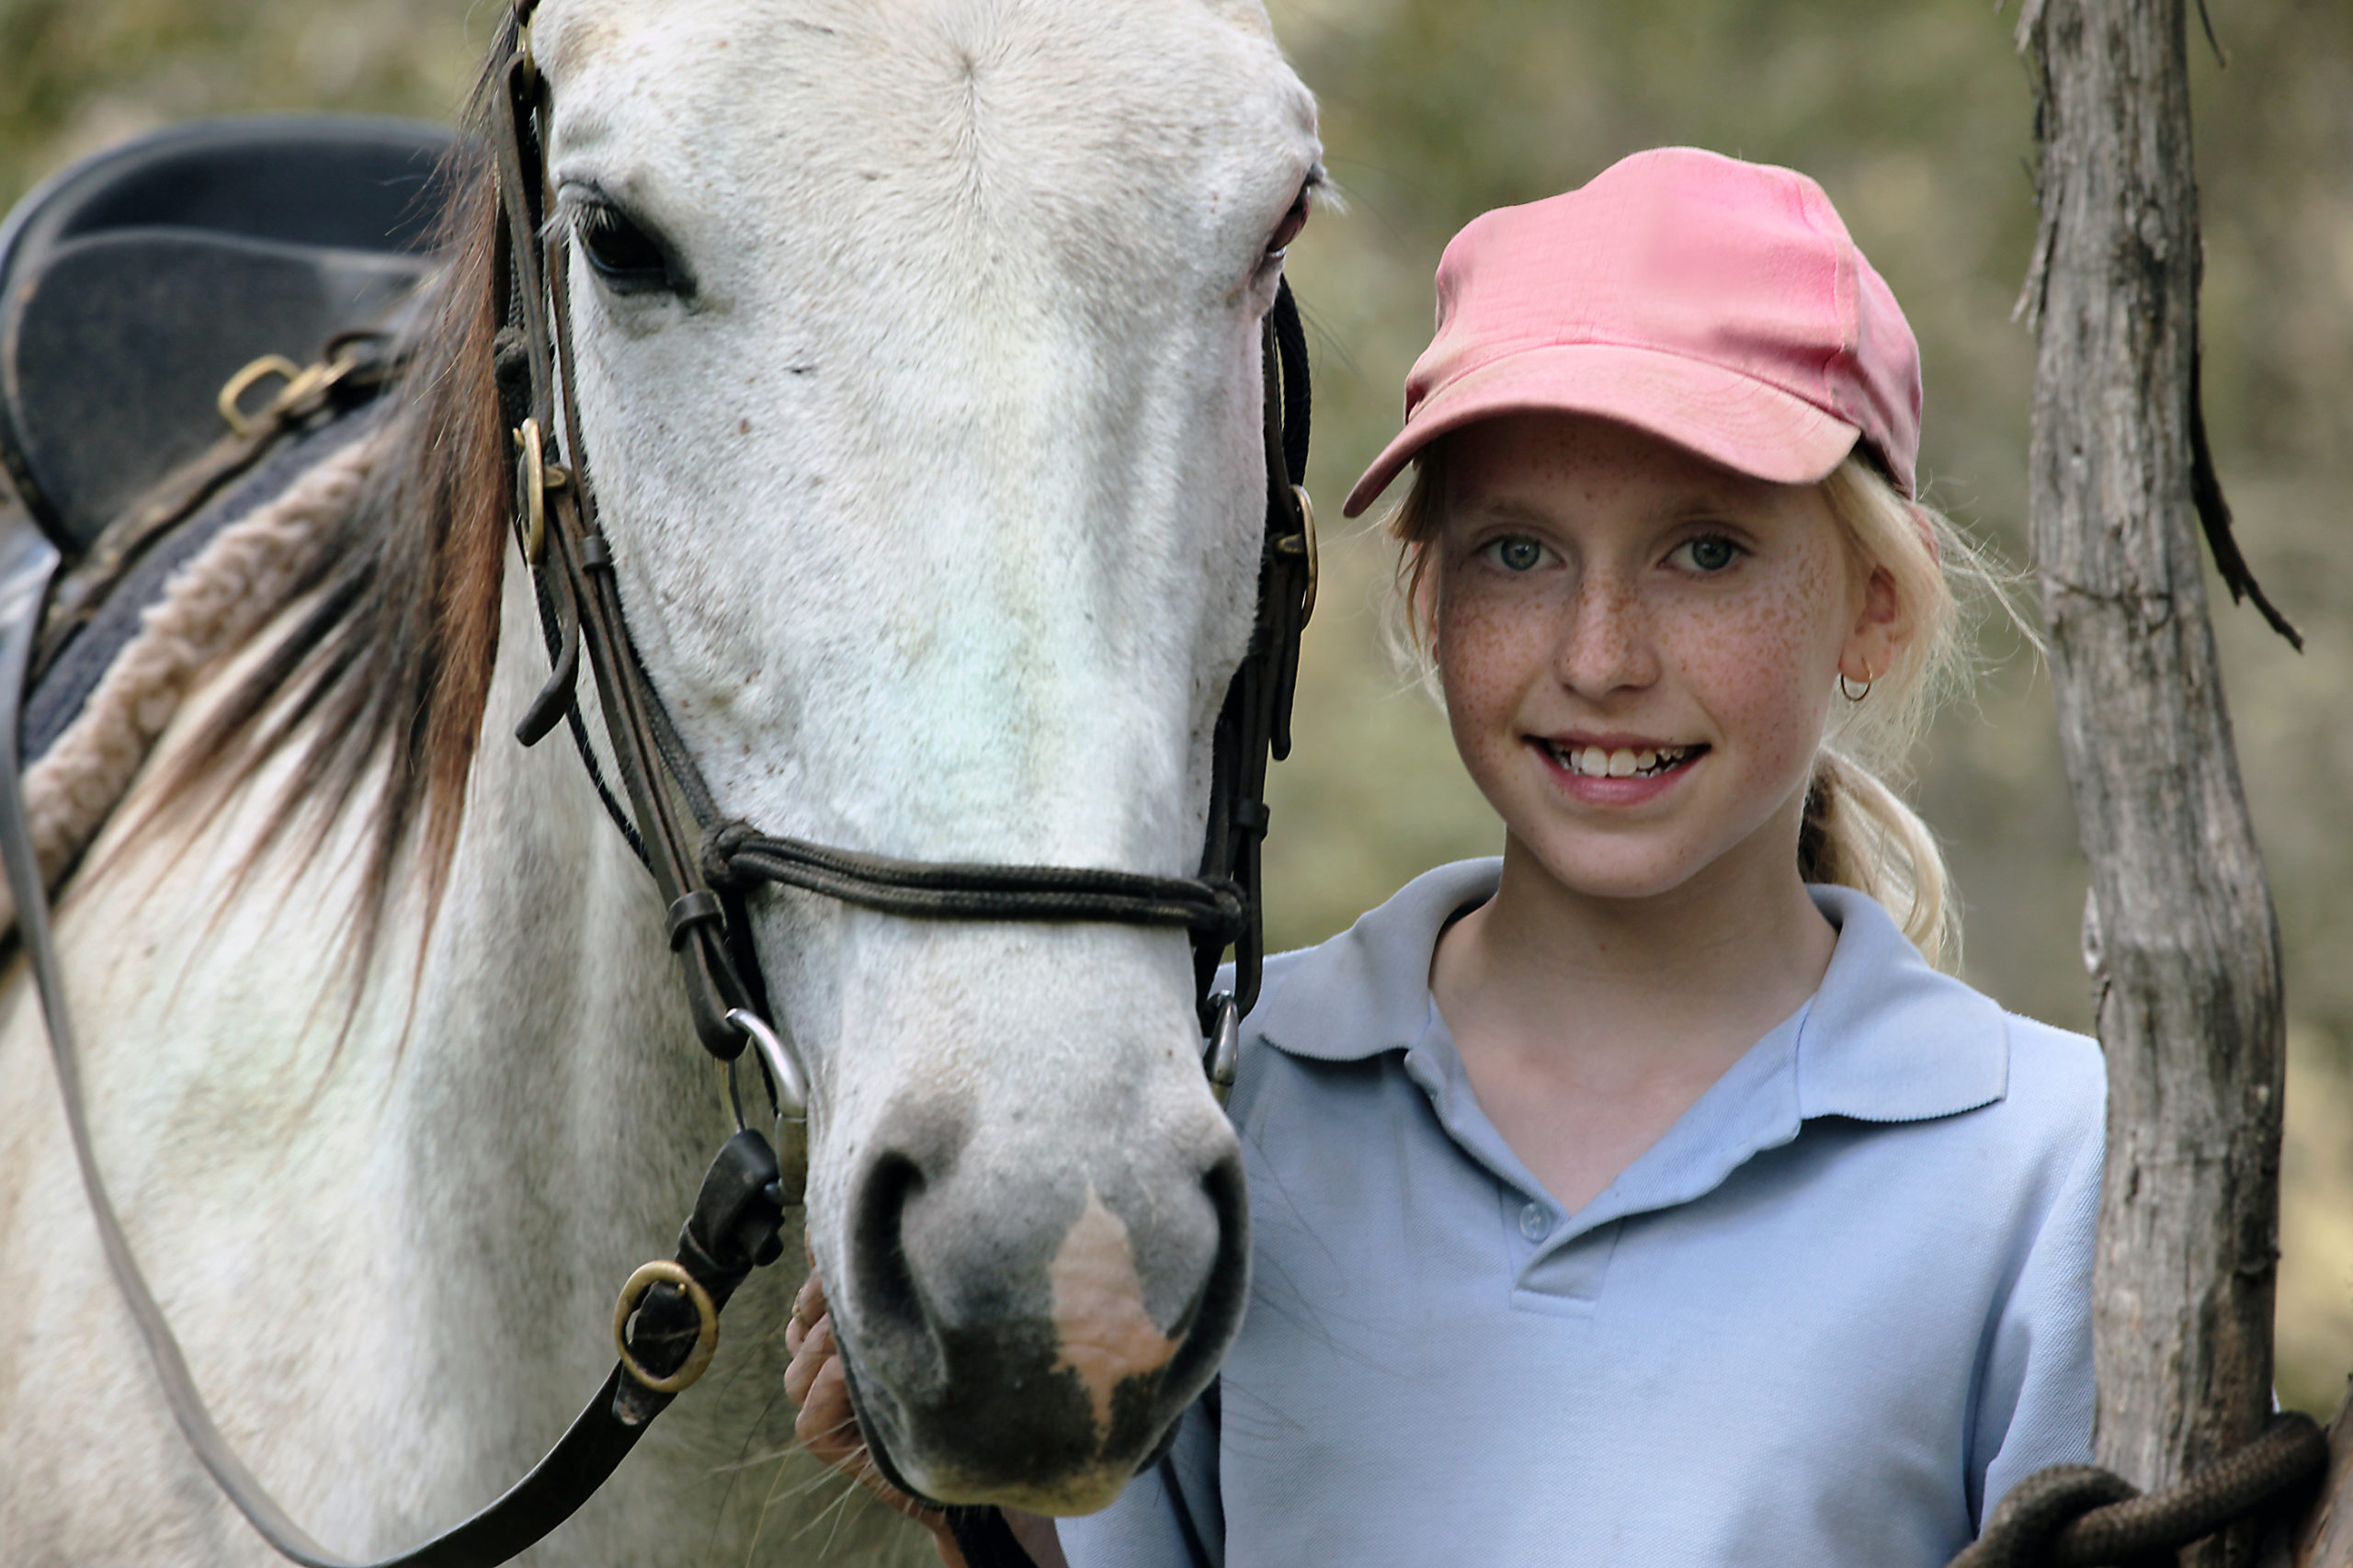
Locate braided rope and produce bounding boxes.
[703,823,1247,939]
[1952,1412,2328,1568]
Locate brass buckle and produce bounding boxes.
[217,356,301,438]
[1274,484,1318,626]
[511,417,569,562]
[217,348,363,439]
[612,1261,720,1394]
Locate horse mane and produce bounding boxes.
[141,36,516,971]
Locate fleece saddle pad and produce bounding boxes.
[0,115,449,909]
[0,403,386,922]
[24,405,383,767]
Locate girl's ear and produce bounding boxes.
[1839,562,1906,686]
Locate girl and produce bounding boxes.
[789,146,2102,1568]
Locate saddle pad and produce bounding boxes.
[27,405,385,764]
[4,403,386,920]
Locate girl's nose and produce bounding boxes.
[1554,573,1659,696]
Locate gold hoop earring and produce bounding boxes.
[1840,665,1875,703]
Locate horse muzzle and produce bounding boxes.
[828,1092,1249,1514]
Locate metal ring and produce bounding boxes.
[1202,992,1240,1106]
[514,418,548,562]
[220,348,366,440]
[218,355,301,438]
[1292,485,1318,627]
[612,1261,719,1394]
[727,1007,808,1118]
[722,1055,747,1134]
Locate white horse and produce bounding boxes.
[0,0,1320,1561]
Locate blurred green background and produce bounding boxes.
[3,0,2348,1409]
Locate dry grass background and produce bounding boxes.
[2,0,2348,1413]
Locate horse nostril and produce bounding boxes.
[1158,1145,1250,1395]
[850,1149,935,1373]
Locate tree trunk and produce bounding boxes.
[2017,2,2288,1564]
[2269,1385,2353,1566]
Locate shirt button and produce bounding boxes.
[1518,1201,1551,1241]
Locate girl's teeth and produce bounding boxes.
[1552,743,1690,778]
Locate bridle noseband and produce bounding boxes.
[2,5,1313,1565]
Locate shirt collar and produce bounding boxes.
[1249,860,2007,1126]
[1252,858,1504,1062]
[1796,883,2008,1122]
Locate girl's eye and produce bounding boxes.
[1488,537,1546,573]
[575,200,681,294]
[1673,536,1742,573]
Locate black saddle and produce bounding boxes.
[0,116,455,555]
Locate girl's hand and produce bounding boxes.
[785,1269,963,1563]
[784,1269,1074,1568]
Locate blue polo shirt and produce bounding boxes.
[1059,859,2103,1568]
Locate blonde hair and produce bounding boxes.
[1384,442,2019,971]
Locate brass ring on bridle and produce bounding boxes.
[611,1261,720,1394]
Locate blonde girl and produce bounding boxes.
[791,146,2103,1568]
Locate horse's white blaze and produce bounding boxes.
[0,0,1313,1558]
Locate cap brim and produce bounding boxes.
[1341,343,1864,517]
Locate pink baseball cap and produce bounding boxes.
[1343,147,1923,517]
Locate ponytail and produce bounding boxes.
[1798,749,1953,969]
[1809,458,2028,971]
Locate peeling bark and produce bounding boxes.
[2017,3,2290,1564]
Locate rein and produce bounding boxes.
[3,3,1313,1564]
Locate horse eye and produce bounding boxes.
[1266,189,1311,261]
[575,201,676,292]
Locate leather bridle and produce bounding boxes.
[0,4,1313,1565]
[489,6,1312,1109]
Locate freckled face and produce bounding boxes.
[1434,413,1870,903]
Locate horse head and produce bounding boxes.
[525,0,1317,1512]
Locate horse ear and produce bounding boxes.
[1195,0,1277,39]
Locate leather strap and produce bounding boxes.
[0,520,800,1567]
[490,41,762,1063]
[704,824,1246,937]
[946,1505,1045,1568]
